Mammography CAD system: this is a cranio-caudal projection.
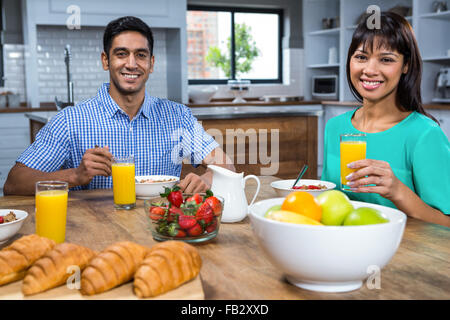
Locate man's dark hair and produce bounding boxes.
[103,16,154,58]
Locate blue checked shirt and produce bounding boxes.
[17,83,219,190]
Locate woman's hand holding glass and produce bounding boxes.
[346,159,403,201]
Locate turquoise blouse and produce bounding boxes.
[321,108,450,215]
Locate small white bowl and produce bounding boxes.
[188,85,218,104]
[271,179,336,197]
[135,175,179,199]
[248,198,406,293]
[0,209,29,245]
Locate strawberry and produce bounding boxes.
[161,186,183,207]
[0,216,3,224]
[149,206,166,221]
[205,219,217,233]
[187,222,203,237]
[178,214,197,230]
[167,222,181,237]
[196,202,214,224]
[186,193,203,204]
[175,229,187,238]
[168,206,183,222]
[204,196,222,216]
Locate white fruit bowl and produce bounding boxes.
[271,179,336,197]
[0,209,28,245]
[248,198,406,293]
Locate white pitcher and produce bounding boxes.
[208,165,260,223]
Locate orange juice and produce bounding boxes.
[340,141,366,186]
[35,190,68,243]
[112,163,136,206]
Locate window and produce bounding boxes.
[0,0,4,87]
[187,6,283,84]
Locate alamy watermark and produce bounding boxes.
[66,265,81,289]
[66,5,81,30]
[366,265,382,289]
[170,122,280,176]
[366,5,381,29]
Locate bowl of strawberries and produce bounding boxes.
[144,187,224,243]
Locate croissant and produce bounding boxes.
[133,240,202,298]
[22,242,96,295]
[80,241,148,295]
[0,234,56,286]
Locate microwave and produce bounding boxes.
[312,75,338,100]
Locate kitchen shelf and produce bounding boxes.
[308,28,340,36]
[420,11,450,20]
[422,56,450,62]
[345,16,412,30]
[308,63,340,69]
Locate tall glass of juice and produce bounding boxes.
[112,155,136,209]
[35,181,69,243]
[340,134,367,190]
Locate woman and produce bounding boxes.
[321,12,450,226]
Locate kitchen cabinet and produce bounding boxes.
[1,0,23,44]
[30,0,186,28]
[0,113,30,195]
[427,109,450,138]
[181,114,320,180]
[303,0,450,103]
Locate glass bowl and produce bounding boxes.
[144,193,224,243]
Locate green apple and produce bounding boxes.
[264,204,282,218]
[316,190,354,225]
[343,207,389,226]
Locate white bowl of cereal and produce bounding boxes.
[271,179,336,198]
[0,209,28,245]
[135,175,180,199]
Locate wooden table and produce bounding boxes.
[1,176,449,300]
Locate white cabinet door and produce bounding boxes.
[0,114,30,194]
[32,0,187,28]
[427,109,450,139]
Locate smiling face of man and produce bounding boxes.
[101,30,154,97]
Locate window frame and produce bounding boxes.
[0,0,4,88]
[187,5,283,85]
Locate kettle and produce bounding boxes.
[208,165,260,223]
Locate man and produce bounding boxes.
[4,16,234,195]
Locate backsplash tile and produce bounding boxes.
[36,26,168,104]
[2,26,168,106]
[2,44,26,104]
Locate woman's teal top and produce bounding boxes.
[321,108,450,215]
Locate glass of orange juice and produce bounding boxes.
[340,134,367,190]
[112,155,136,209]
[35,181,69,243]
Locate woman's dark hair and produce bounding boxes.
[103,16,154,58]
[346,11,438,123]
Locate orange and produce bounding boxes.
[281,191,322,222]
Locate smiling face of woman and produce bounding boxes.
[350,37,408,104]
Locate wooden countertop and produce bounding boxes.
[0,106,57,114]
[1,100,447,113]
[188,99,322,107]
[321,100,450,110]
[1,176,448,300]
